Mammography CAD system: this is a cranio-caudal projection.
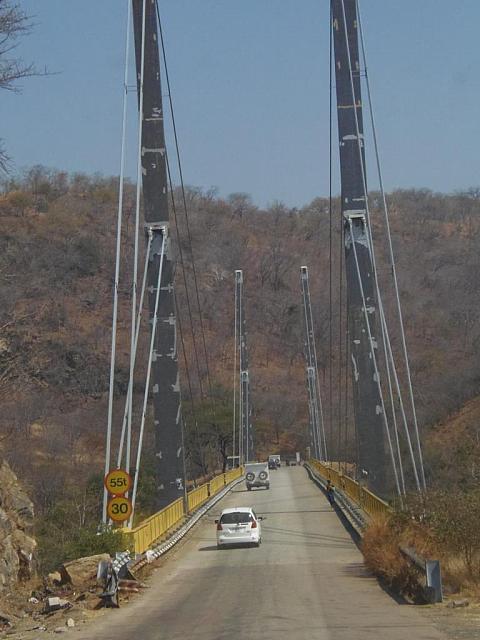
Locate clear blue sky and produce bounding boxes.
[2,1,480,207]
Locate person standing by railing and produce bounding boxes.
[326,480,336,507]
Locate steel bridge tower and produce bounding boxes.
[132,0,185,508]
[331,0,386,494]
[300,266,326,461]
[235,270,254,463]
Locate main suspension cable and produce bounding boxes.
[165,152,205,401]
[232,285,238,464]
[127,0,147,498]
[103,0,132,524]
[337,189,344,467]
[343,294,350,474]
[116,231,152,469]
[306,277,328,459]
[379,296,421,492]
[302,285,321,459]
[129,230,166,525]
[174,288,207,475]
[379,296,407,495]
[347,219,402,498]
[328,0,334,460]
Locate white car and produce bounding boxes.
[215,507,263,548]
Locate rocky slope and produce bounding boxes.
[0,459,36,592]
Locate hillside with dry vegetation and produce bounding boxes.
[1,166,480,566]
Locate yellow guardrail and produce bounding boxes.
[126,467,244,554]
[187,483,210,511]
[359,486,391,518]
[127,497,185,554]
[309,459,391,520]
[209,474,226,495]
[224,467,243,484]
[339,473,361,504]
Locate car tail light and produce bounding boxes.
[216,522,222,531]
[251,520,257,529]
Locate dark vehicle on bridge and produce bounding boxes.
[268,454,281,469]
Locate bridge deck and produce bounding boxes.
[77,467,445,639]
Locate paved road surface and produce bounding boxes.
[75,467,445,640]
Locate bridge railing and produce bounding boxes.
[309,459,391,520]
[126,466,244,554]
[224,468,244,484]
[209,473,226,496]
[127,497,185,556]
[187,483,210,512]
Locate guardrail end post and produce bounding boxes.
[426,560,443,603]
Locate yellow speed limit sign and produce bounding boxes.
[107,496,133,523]
[104,469,133,496]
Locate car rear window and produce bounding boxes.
[220,512,253,524]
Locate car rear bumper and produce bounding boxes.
[217,532,260,546]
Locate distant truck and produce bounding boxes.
[268,454,281,469]
[226,455,240,470]
[245,462,270,491]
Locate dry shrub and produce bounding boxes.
[428,491,480,577]
[406,490,480,592]
[363,492,480,598]
[441,558,471,595]
[362,515,431,601]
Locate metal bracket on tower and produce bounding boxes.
[343,210,366,221]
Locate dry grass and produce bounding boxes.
[441,558,480,598]
[362,512,480,601]
[362,515,439,602]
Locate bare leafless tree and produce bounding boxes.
[0,1,36,88]
[0,1,43,172]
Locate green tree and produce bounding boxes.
[184,388,233,477]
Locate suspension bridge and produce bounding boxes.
[95,1,441,637]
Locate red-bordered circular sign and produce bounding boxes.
[104,469,133,496]
[107,496,133,523]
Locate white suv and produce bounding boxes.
[245,462,270,490]
[215,507,263,548]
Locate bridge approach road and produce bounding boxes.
[76,466,445,640]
